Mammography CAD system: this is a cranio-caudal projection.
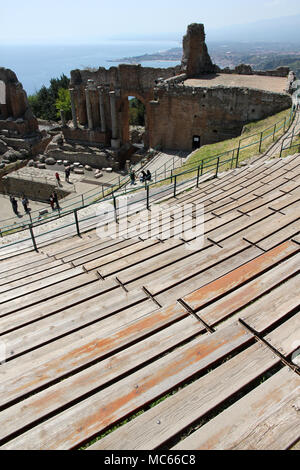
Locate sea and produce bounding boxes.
[0,40,181,96]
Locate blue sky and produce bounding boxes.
[1,0,300,44]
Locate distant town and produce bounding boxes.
[109,41,300,76]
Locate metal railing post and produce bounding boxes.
[29,224,38,252]
[113,192,118,223]
[259,131,263,153]
[273,123,277,142]
[231,149,235,169]
[201,159,204,176]
[74,209,81,237]
[82,194,84,207]
[236,144,240,168]
[283,117,287,132]
[216,157,220,177]
[146,183,150,210]
[174,175,177,198]
[280,141,284,158]
[197,165,200,188]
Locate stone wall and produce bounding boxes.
[0,176,69,202]
[0,68,39,137]
[150,85,292,150]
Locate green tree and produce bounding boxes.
[28,74,70,121]
[55,88,72,120]
[129,98,145,126]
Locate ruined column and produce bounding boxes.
[69,88,78,129]
[98,87,106,133]
[109,91,120,148]
[85,87,93,130]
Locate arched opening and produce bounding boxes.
[128,96,146,148]
[192,135,201,150]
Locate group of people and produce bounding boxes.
[10,195,30,217]
[130,169,152,185]
[55,167,71,186]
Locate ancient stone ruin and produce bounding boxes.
[0,23,295,172]
[64,23,293,156]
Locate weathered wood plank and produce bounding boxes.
[88,343,278,450]
[243,213,299,245]
[256,223,299,251]
[0,266,85,304]
[0,316,205,444]
[154,246,262,306]
[1,288,149,359]
[173,367,300,450]
[181,241,299,312]
[0,271,101,317]
[83,238,159,272]
[0,262,73,294]
[98,239,184,279]
[0,302,185,408]
[265,311,300,357]
[0,258,63,286]
[0,253,50,276]
[195,251,300,327]
[0,323,251,450]
[63,238,138,265]
[241,274,300,333]
[208,209,275,244]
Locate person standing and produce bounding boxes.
[22,195,29,214]
[49,194,55,211]
[55,172,61,187]
[53,191,60,210]
[10,196,19,216]
[130,170,136,185]
[65,167,71,183]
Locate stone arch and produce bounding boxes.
[119,91,150,148]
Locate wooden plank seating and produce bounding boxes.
[0,322,252,449]
[0,266,86,304]
[180,241,299,315]
[0,252,50,275]
[173,367,300,450]
[0,302,189,409]
[0,258,63,286]
[0,288,152,360]
[0,151,298,450]
[0,271,101,317]
[0,316,206,446]
[0,261,74,294]
[185,250,300,328]
[88,342,279,450]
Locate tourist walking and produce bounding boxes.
[55,172,61,186]
[146,170,152,182]
[52,191,60,210]
[65,167,71,183]
[21,195,29,214]
[130,170,136,185]
[10,196,19,216]
[49,194,55,211]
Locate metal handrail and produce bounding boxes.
[0,108,296,242]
